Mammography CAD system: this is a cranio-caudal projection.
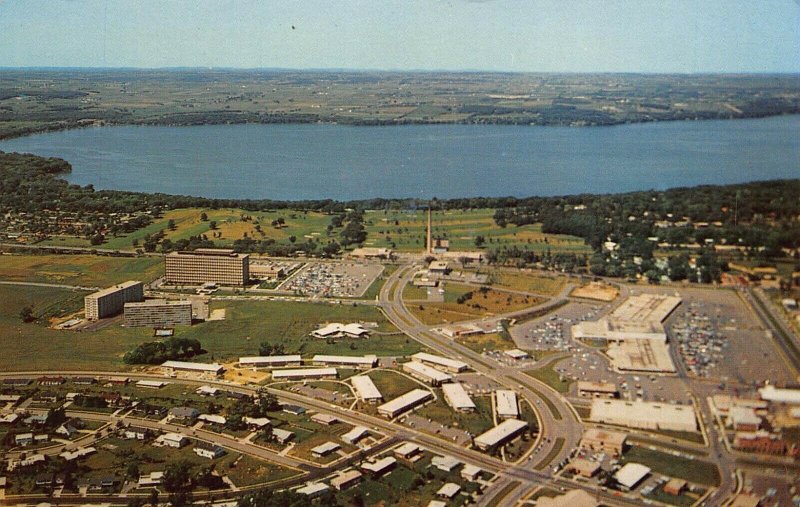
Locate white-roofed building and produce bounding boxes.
[198,414,226,425]
[403,361,453,386]
[243,416,271,429]
[437,483,461,499]
[161,360,224,376]
[504,349,530,360]
[461,464,482,481]
[342,426,369,445]
[495,390,519,419]
[614,463,651,490]
[432,455,461,472]
[272,428,294,444]
[312,354,378,369]
[311,441,340,458]
[351,375,383,403]
[360,456,396,476]
[411,352,468,373]
[136,380,168,389]
[271,368,338,380]
[138,471,165,487]
[759,385,800,405]
[311,323,370,339]
[474,419,528,450]
[378,389,433,418]
[330,470,362,491]
[728,406,761,431]
[590,399,698,433]
[296,482,329,497]
[442,383,477,412]
[239,355,302,368]
[394,442,422,460]
[156,433,188,448]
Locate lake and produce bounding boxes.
[1,116,798,200]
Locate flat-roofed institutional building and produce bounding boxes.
[124,299,192,328]
[165,249,249,287]
[85,281,144,320]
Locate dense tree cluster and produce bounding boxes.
[122,337,203,364]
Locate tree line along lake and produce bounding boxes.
[0,115,798,201]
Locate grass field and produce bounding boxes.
[415,394,496,436]
[621,445,720,486]
[524,363,572,394]
[408,282,541,325]
[363,208,592,253]
[0,253,163,287]
[36,206,590,255]
[456,332,515,353]
[488,270,567,296]
[0,285,419,371]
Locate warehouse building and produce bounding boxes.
[351,375,383,403]
[495,390,519,419]
[590,399,698,433]
[271,368,338,381]
[85,281,144,320]
[123,299,192,328]
[161,361,224,377]
[402,361,453,386]
[377,389,433,418]
[411,352,468,373]
[442,383,476,412]
[614,463,651,490]
[165,248,249,287]
[474,419,528,450]
[238,355,303,368]
[312,354,378,369]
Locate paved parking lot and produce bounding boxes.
[278,261,384,298]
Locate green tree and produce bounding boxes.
[19,305,35,323]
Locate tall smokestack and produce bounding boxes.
[427,205,433,254]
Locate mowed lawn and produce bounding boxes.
[0,285,418,371]
[0,253,163,287]
[363,208,590,253]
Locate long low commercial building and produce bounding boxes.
[311,354,378,369]
[442,383,476,413]
[495,390,519,419]
[238,355,303,368]
[351,375,383,403]
[377,389,433,418]
[474,419,528,450]
[85,280,144,320]
[161,361,224,376]
[590,399,698,433]
[124,299,192,328]
[402,361,453,386]
[571,293,681,344]
[271,368,338,380]
[410,352,468,373]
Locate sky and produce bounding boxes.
[1,0,799,73]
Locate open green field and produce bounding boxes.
[456,332,516,353]
[0,285,419,371]
[363,208,591,253]
[102,207,335,250]
[415,394,496,436]
[621,445,720,486]
[0,253,163,287]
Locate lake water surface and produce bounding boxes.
[1,115,798,200]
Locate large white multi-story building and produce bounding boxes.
[165,248,249,287]
[85,281,144,320]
